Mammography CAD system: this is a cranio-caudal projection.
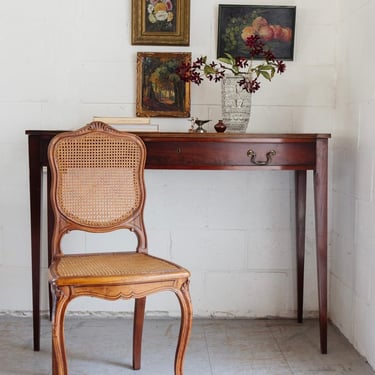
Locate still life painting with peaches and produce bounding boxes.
[217,5,296,60]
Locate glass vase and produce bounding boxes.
[221,75,252,133]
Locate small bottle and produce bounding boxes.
[214,120,226,133]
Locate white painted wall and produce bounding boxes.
[0,0,337,315]
[329,0,375,370]
[0,0,338,328]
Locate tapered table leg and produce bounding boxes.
[28,136,42,351]
[295,170,307,324]
[314,139,328,354]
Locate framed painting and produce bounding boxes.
[217,5,296,60]
[132,0,190,46]
[136,52,191,118]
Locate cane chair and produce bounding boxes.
[48,121,192,375]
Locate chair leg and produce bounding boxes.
[174,280,193,375]
[132,297,146,370]
[51,285,70,375]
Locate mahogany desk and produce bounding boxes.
[25,131,330,354]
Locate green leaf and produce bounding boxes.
[224,52,235,61]
[218,57,233,66]
[261,65,274,70]
[203,65,216,75]
[232,66,240,74]
[260,70,272,81]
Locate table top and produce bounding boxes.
[25,130,331,140]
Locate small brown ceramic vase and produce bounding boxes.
[214,120,227,133]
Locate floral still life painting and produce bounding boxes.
[136,52,191,117]
[132,0,190,45]
[146,0,176,32]
[217,5,296,60]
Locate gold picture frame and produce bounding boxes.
[132,0,190,46]
[136,52,191,118]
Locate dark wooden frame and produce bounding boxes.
[136,52,191,118]
[217,5,296,60]
[132,0,190,46]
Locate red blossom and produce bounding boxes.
[245,35,265,57]
[235,57,249,69]
[238,77,261,93]
[276,60,286,73]
[263,50,276,62]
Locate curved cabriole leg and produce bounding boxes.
[51,284,70,375]
[174,280,193,375]
[132,297,146,370]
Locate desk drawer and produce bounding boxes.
[144,140,316,170]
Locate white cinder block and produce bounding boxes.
[171,229,247,272]
[80,62,135,103]
[145,229,173,260]
[295,25,335,65]
[247,228,294,270]
[365,303,375,367]
[329,275,354,341]
[0,62,50,102]
[0,267,33,310]
[331,191,356,242]
[354,150,374,201]
[353,248,371,302]
[253,65,336,107]
[330,233,354,289]
[208,186,292,230]
[355,200,375,252]
[352,296,370,357]
[359,101,375,151]
[206,271,289,317]
[292,107,335,134]
[249,106,294,133]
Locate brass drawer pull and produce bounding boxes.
[247,149,276,166]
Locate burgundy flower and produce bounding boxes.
[235,57,249,69]
[213,70,225,82]
[245,35,264,57]
[190,72,203,85]
[263,50,275,62]
[176,62,191,82]
[194,57,205,67]
[209,61,218,68]
[238,77,261,93]
[276,60,286,73]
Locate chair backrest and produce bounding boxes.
[48,121,148,257]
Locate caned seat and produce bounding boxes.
[48,121,192,375]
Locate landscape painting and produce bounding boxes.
[136,52,191,117]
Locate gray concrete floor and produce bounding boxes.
[0,315,374,374]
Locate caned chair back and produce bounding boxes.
[48,121,147,256]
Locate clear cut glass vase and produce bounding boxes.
[221,75,252,133]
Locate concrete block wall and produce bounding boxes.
[0,0,336,318]
[329,0,375,370]
[0,0,336,321]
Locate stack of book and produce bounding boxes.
[93,117,159,132]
